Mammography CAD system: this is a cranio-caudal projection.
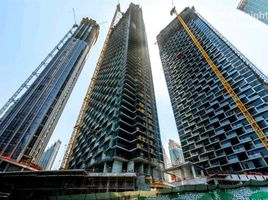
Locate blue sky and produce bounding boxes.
[0,0,267,169]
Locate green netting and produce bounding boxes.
[249,191,268,200]
[217,190,233,200]
[198,192,216,200]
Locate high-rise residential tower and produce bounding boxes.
[64,4,163,181]
[0,18,99,164]
[38,140,61,170]
[169,139,184,166]
[237,0,268,25]
[157,7,268,172]
[162,146,170,169]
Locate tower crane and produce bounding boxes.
[170,7,268,151]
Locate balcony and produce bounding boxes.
[234,147,245,153]
[187,139,195,145]
[195,144,203,149]
[200,155,209,160]
[210,117,219,123]
[248,152,262,159]
[217,151,226,157]
[211,161,220,167]
[233,122,243,129]
[191,151,199,156]
[227,132,237,138]
[221,119,230,126]
[205,147,214,153]
[210,138,220,144]
[215,128,225,135]
[254,142,264,148]
[222,141,232,148]
[228,156,239,163]
[240,137,251,143]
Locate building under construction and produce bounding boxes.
[169,139,184,166]
[62,3,164,186]
[38,140,61,170]
[0,18,99,167]
[0,170,136,200]
[157,7,268,172]
[237,0,268,26]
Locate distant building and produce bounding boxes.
[157,7,268,173]
[169,140,184,166]
[162,146,171,169]
[162,146,171,182]
[237,0,268,25]
[38,140,61,170]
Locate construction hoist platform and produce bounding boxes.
[61,4,123,169]
[170,7,268,151]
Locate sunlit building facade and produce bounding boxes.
[237,0,268,25]
[0,19,99,163]
[68,4,163,181]
[169,139,184,166]
[38,140,61,170]
[157,7,268,172]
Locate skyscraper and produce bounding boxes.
[157,7,268,172]
[162,146,171,182]
[237,0,268,25]
[0,18,99,164]
[38,140,61,170]
[64,4,163,181]
[162,146,171,169]
[169,139,184,166]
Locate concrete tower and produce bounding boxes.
[66,4,163,182]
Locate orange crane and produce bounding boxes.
[170,7,268,151]
[61,4,123,169]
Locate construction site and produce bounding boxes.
[0,0,268,199]
[1,162,268,199]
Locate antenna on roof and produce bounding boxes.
[170,0,178,16]
[72,8,77,25]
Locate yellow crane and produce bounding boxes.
[170,7,268,151]
[61,4,122,169]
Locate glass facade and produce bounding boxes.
[38,140,61,170]
[157,7,268,173]
[169,139,184,166]
[238,0,268,25]
[0,18,99,163]
[69,4,163,181]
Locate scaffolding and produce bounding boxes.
[0,170,136,199]
[61,5,123,169]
